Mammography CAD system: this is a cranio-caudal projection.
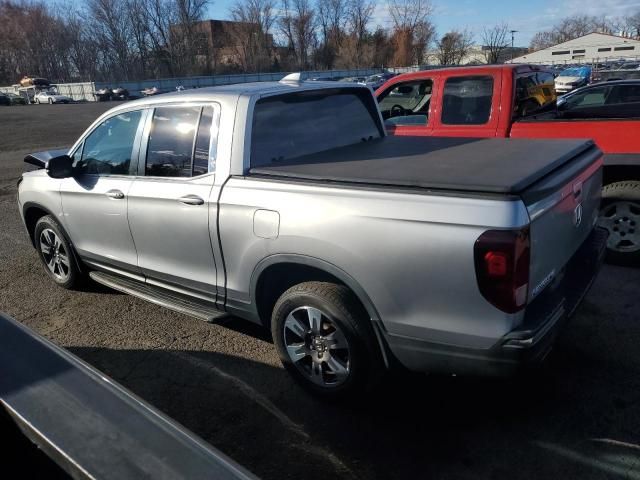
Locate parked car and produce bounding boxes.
[141,86,160,96]
[18,79,606,399]
[554,66,592,94]
[6,92,27,105]
[341,76,366,83]
[95,87,112,102]
[112,87,129,100]
[556,80,640,118]
[34,90,72,104]
[0,93,10,106]
[375,64,640,264]
[363,72,396,90]
[309,76,340,81]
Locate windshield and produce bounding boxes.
[250,88,382,167]
[559,67,590,78]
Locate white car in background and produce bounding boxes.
[34,91,72,104]
[554,66,592,95]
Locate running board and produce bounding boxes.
[89,271,227,322]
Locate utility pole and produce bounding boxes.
[510,30,518,62]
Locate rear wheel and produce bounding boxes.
[271,282,382,399]
[598,181,640,266]
[34,216,84,289]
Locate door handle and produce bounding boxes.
[105,189,125,199]
[178,195,204,206]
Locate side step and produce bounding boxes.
[89,271,227,322]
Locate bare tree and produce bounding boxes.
[529,14,619,51]
[278,0,316,69]
[229,0,275,72]
[529,31,554,51]
[338,0,374,67]
[620,11,640,38]
[436,29,473,65]
[315,0,346,68]
[481,22,509,64]
[388,0,434,66]
[88,0,135,80]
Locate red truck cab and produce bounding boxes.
[377,65,640,264]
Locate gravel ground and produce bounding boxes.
[1,102,639,480]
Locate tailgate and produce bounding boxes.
[524,146,603,301]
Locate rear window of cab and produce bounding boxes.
[250,89,382,167]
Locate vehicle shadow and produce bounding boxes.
[68,328,640,480]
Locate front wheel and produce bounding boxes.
[598,181,640,266]
[271,282,382,399]
[34,215,84,289]
[48,98,53,104]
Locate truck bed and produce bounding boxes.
[249,136,597,195]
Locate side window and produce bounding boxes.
[441,76,493,125]
[608,85,640,105]
[75,110,143,175]
[514,72,556,117]
[146,106,201,177]
[377,79,433,126]
[562,87,609,109]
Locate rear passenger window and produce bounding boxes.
[441,76,493,125]
[146,106,200,177]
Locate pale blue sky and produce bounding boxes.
[203,0,640,45]
[67,0,640,46]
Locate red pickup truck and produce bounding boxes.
[376,65,640,264]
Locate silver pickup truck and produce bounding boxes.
[18,79,607,399]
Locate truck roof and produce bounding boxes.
[106,81,370,115]
[386,64,550,84]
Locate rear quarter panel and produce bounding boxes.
[219,178,531,349]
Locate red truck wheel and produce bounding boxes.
[599,181,640,266]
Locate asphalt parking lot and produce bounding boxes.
[1,102,640,479]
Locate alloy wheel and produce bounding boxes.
[39,228,71,281]
[283,306,351,387]
[599,201,640,253]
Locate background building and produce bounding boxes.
[509,33,640,65]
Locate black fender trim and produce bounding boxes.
[250,254,392,368]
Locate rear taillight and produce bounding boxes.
[474,228,530,314]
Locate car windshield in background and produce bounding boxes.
[250,88,382,167]
[559,67,590,77]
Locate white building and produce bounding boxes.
[508,32,640,65]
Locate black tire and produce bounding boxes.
[599,181,640,266]
[271,281,382,399]
[34,215,84,289]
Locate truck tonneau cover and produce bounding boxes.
[249,137,596,194]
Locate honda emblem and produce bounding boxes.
[573,203,583,228]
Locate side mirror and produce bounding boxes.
[46,155,73,179]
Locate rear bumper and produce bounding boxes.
[385,227,608,375]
